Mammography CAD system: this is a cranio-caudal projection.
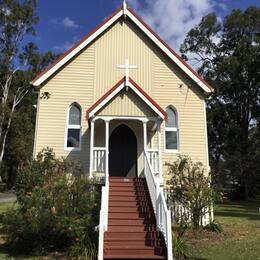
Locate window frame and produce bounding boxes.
[164,106,179,153]
[64,103,82,151]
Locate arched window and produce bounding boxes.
[165,106,178,151]
[66,103,81,149]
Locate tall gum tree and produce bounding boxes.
[180,7,260,199]
[0,0,40,165]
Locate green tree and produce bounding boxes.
[180,7,260,199]
[0,0,38,164]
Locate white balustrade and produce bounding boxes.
[147,149,159,174]
[93,147,106,173]
[98,177,109,260]
[144,152,173,260]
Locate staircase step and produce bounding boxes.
[109,201,151,207]
[109,206,153,213]
[108,225,157,232]
[109,219,155,226]
[104,245,165,256]
[104,254,166,259]
[105,240,164,247]
[108,212,155,219]
[105,231,164,240]
[110,191,150,197]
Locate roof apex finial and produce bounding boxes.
[123,0,127,17]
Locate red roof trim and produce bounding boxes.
[129,78,167,120]
[31,7,122,85]
[86,78,125,120]
[127,7,214,91]
[86,77,167,120]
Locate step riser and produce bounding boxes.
[104,248,166,256]
[109,219,155,225]
[108,226,157,232]
[109,207,153,213]
[109,201,152,207]
[105,241,164,247]
[108,212,155,219]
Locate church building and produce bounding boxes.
[31,2,213,260]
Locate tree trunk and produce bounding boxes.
[0,103,15,163]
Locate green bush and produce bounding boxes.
[167,155,217,229]
[172,235,188,260]
[203,221,223,233]
[1,148,100,256]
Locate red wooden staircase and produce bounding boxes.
[104,177,167,259]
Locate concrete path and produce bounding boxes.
[0,191,16,203]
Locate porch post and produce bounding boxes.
[89,119,95,178]
[142,119,148,175]
[157,120,163,183]
[105,119,110,182]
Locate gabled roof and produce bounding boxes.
[86,77,167,120]
[31,4,214,93]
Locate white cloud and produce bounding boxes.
[51,17,79,29]
[62,17,79,29]
[127,0,216,52]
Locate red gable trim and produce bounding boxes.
[86,77,167,120]
[31,7,123,85]
[127,7,214,92]
[129,78,167,120]
[86,78,125,120]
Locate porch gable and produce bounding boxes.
[86,77,167,120]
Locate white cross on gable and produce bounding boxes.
[117,58,137,86]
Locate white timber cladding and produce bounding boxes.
[34,17,209,177]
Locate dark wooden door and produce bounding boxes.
[109,124,137,177]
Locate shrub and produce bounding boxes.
[203,221,223,233]
[1,148,100,256]
[172,235,188,260]
[167,155,217,229]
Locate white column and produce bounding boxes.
[142,119,148,175]
[89,119,95,178]
[105,120,110,182]
[157,120,163,183]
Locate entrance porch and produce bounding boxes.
[89,116,163,183]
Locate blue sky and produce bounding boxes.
[33,0,260,55]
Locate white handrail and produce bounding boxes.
[98,176,109,260]
[144,151,173,260]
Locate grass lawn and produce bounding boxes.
[188,200,260,260]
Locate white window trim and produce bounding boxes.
[64,103,82,151]
[164,107,180,153]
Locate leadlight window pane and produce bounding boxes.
[166,107,176,128]
[69,105,81,125]
[67,129,80,148]
[166,131,177,150]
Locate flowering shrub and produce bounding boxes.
[1,148,100,256]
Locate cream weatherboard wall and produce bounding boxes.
[34,17,209,176]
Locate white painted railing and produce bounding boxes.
[93,147,106,173]
[147,149,159,174]
[144,152,173,260]
[98,175,109,260]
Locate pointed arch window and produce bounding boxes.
[66,103,82,149]
[165,106,179,151]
